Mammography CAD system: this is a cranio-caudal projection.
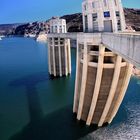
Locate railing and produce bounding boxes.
[102,33,140,69]
[48,32,140,69]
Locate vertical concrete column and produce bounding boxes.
[67,39,71,74]
[88,14,93,32]
[86,44,105,125]
[57,25,59,33]
[108,63,133,123]
[109,0,118,32]
[48,38,51,74]
[118,0,126,31]
[98,1,104,32]
[58,38,62,77]
[98,55,122,127]
[64,39,68,76]
[83,13,86,32]
[52,38,56,76]
[77,41,88,120]
[73,40,80,113]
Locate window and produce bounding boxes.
[85,15,88,32]
[116,11,120,17]
[92,13,98,21]
[93,22,98,31]
[55,26,57,33]
[104,11,110,17]
[117,20,121,31]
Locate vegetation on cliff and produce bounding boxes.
[0,8,140,36]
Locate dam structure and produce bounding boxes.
[47,17,71,77]
[47,0,140,127]
[73,0,133,127]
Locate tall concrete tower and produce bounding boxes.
[48,17,71,77]
[73,0,133,127]
[82,0,126,32]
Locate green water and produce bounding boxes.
[0,37,140,140]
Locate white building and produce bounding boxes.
[48,17,71,77]
[82,0,126,32]
[49,17,67,33]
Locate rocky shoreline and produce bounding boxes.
[36,33,47,42]
[133,67,140,78]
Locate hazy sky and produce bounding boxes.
[0,0,140,24]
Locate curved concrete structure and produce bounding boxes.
[48,17,71,77]
[73,0,133,126]
[73,34,133,126]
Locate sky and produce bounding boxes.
[0,0,140,24]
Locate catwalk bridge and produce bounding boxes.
[48,32,140,69]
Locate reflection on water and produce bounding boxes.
[0,37,140,140]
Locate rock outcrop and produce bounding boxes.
[0,8,140,35]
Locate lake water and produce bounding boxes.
[0,37,140,140]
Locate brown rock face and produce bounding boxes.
[61,8,140,32]
[124,8,140,31]
[0,8,140,35]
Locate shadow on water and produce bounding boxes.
[9,72,51,122]
[9,105,97,140]
[8,72,97,140]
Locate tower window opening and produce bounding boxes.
[116,11,120,17]
[104,56,115,64]
[90,45,99,51]
[92,13,98,31]
[59,26,62,33]
[104,11,110,17]
[90,56,98,63]
[93,22,98,32]
[92,13,98,21]
[117,20,121,31]
[60,38,64,45]
[55,26,57,33]
[85,15,88,32]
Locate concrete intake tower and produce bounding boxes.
[73,0,133,126]
[48,17,71,77]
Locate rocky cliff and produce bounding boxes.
[124,8,140,31]
[63,8,140,32]
[0,8,140,35]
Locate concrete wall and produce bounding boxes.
[102,33,140,69]
[82,0,126,32]
[73,36,133,126]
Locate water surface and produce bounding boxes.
[0,37,140,140]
